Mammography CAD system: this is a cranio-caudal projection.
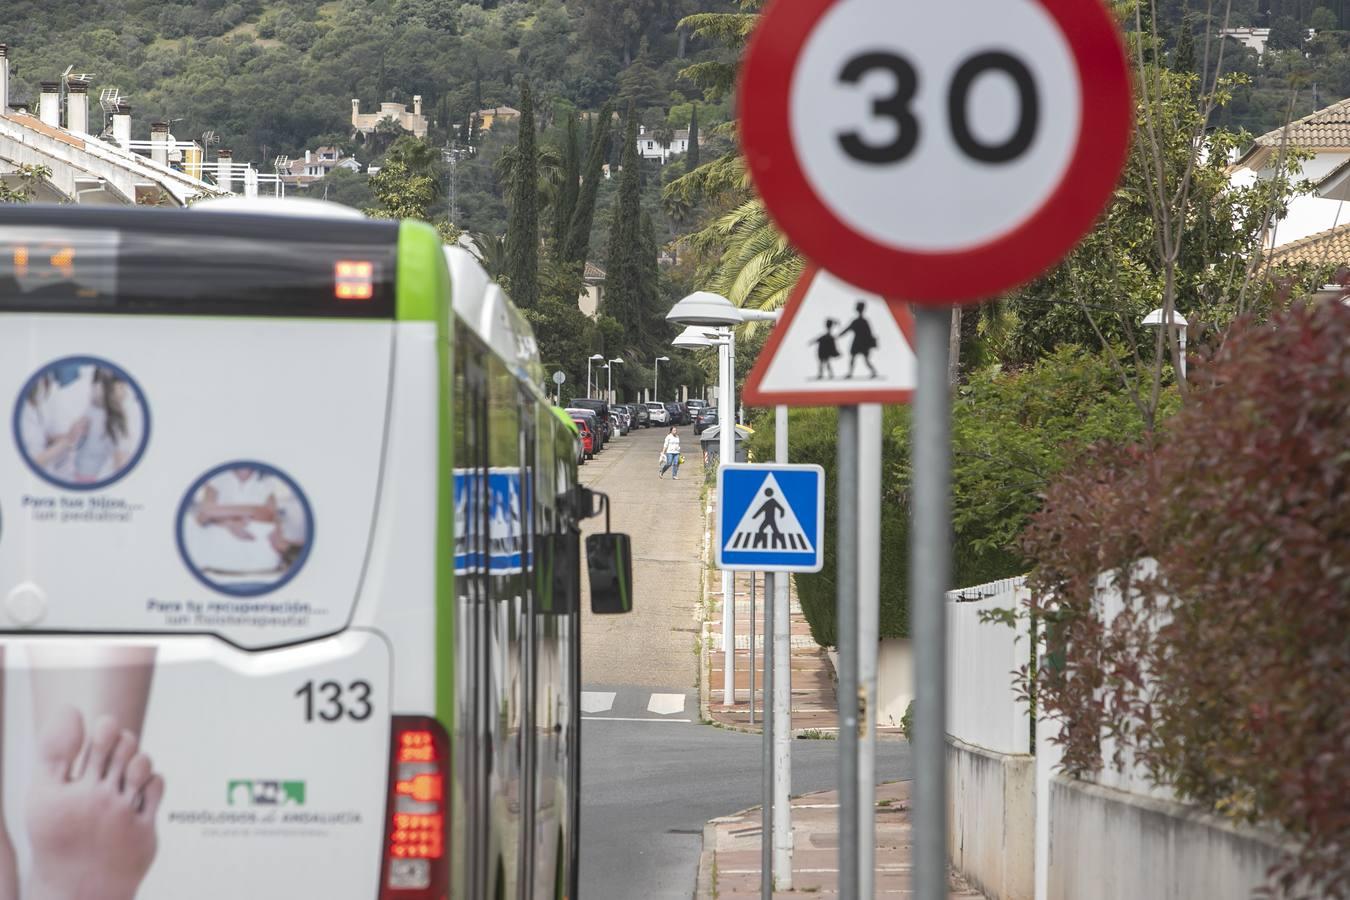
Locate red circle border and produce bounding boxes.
[739,0,1133,305]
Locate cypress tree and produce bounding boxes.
[553,115,581,253]
[604,108,647,347]
[686,103,700,169]
[563,103,613,275]
[505,79,539,308]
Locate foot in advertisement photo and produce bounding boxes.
[27,708,163,900]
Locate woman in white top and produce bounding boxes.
[659,427,682,479]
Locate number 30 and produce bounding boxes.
[837,50,1039,166]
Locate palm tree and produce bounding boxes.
[690,199,803,313]
[468,232,509,280]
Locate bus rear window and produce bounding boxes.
[0,211,397,318]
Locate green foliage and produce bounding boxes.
[365,159,438,222]
[745,348,1158,647]
[553,115,581,251]
[686,102,700,169]
[562,104,614,276]
[0,164,52,203]
[900,700,914,742]
[603,109,656,351]
[505,80,539,309]
[947,346,1175,558]
[1021,303,1350,897]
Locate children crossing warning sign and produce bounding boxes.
[717,464,824,572]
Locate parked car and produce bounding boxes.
[645,402,670,425]
[570,416,595,459]
[631,403,650,428]
[614,410,629,435]
[665,402,689,426]
[693,407,718,435]
[687,399,709,416]
[569,398,611,444]
[565,408,603,451]
[609,412,622,437]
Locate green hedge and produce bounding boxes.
[745,346,1158,647]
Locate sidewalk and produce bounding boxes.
[694,781,984,898]
[699,555,903,737]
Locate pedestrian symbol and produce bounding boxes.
[744,265,917,407]
[717,464,825,572]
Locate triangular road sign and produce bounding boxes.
[744,265,917,407]
[723,472,815,554]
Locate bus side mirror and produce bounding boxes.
[576,487,634,615]
[586,533,633,615]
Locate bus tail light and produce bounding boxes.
[380,716,450,898]
[334,260,375,300]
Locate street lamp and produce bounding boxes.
[668,292,746,708]
[653,356,670,403]
[1142,308,1189,381]
[607,357,624,405]
[586,353,604,398]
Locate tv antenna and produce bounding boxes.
[273,154,290,172]
[98,87,122,114]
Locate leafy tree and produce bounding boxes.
[562,103,614,276]
[365,159,438,221]
[1267,14,1306,49]
[553,115,581,251]
[505,79,539,308]
[0,164,52,203]
[603,109,650,349]
[469,232,509,280]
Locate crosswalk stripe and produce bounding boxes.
[580,691,616,714]
[646,693,687,716]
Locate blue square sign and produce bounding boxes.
[716,463,825,572]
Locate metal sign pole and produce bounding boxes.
[911,307,952,900]
[750,572,757,724]
[721,331,737,708]
[857,403,882,897]
[761,570,776,899]
[773,405,793,888]
[836,405,860,899]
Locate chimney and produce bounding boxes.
[216,149,234,193]
[149,121,169,165]
[305,149,312,164]
[243,164,259,199]
[0,45,9,115]
[413,94,422,117]
[66,78,89,135]
[111,101,131,146]
[39,81,60,127]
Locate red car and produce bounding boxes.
[571,417,595,460]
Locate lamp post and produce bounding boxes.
[668,292,745,712]
[607,357,624,405]
[654,356,670,404]
[586,353,604,398]
[1142,308,1189,381]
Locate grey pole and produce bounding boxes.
[911,307,952,900]
[836,405,860,899]
[750,572,757,725]
[761,570,775,899]
[720,332,736,708]
[857,404,882,898]
[773,404,794,887]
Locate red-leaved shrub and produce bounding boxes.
[1022,301,1349,898]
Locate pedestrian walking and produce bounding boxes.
[659,427,682,479]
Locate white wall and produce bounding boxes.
[946,575,1031,754]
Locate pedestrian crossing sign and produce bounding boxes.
[716,463,825,572]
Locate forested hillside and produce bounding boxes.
[0,0,732,229]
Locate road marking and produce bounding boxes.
[582,716,693,723]
[647,693,687,716]
[580,691,616,714]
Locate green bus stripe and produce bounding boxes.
[396,221,455,732]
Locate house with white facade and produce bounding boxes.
[283,146,360,184]
[1232,96,1350,263]
[351,96,428,140]
[636,125,692,164]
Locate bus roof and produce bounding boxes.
[443,246,544,387]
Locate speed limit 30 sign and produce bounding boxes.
[740,0,1132,304]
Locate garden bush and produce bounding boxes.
[745,345,1153,646]
[1022,302,1350,897]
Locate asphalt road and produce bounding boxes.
[576,425,912,899]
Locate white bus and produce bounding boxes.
[0,199,633,900]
